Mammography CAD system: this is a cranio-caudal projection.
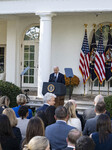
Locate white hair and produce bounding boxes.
[53,66,59,70]
[44,92,56,103]
[94,95,104,105]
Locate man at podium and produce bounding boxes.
[49,66,65,85]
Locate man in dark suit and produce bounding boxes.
[49,66,65,84]
[83,95,110,124]
[63,129,81,150]
[36,92,56,113]
[45,106,75,150]
[83,101,106,136]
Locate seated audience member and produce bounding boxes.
[83,101,106,136]
[36,92,56,113]
[83,94,109,124]
[0,114,20,150]
[45,105,56,126]
[45,106,75,150]
[0,96,10,114]
[63,129,82,150]
[65,101,82,131]
[75,136,95,150]
[2,108,22,145]
[22,116,44,148]
[12,94,32,119]
[23,136,50,150]
[91,114,112,150]
[17,105,29,139]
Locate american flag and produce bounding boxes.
[79,29,90,85]
[94,29,105,84]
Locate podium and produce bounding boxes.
[42,82,66,107]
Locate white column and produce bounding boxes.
[6,20,17,84]
[36,13,54,98]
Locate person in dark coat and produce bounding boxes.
[0,114,20,150]
[49,66,65,84]
[83,101,106,136]
[36,92,56,113]
[45,106,75,150]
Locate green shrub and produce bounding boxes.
[0,80,22,107]
[104,95,112,118]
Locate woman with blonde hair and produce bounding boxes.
[2,108,22,145]
[12,94,32,119]
[0,96,10,114]
[64,100,82,131]
[23,136,50,150]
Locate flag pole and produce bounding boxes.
[84,24,88,96]
[99,81,100,94]
[84,84,85,96]
[108,81,109,96]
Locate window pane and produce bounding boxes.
[24,45,29,52]
[30,53,34,60]
[29,76,34,83]
[29,69,34,75]
[24,53,29,60]
[24,61,28,67]
[30,61,34,67]
[30,45,34,52]
[0,47,4,73]
[24,76,28,83]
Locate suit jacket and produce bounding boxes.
[49,72,65,84]
[83,115,100,136]
[36,104,49,113]
[83,107,110,124]
[45,121,75,150]
[83,107,95,124]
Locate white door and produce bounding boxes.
[22,41,39,87]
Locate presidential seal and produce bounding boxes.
[47,84,55,92]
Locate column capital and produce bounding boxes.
[35,12,56,21]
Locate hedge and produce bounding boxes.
[104,95,112,118]
[0,80,22,107]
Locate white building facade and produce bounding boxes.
[0,0,112,97]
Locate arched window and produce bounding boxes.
[24,26,40,41]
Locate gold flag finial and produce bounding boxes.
[110,24,112,30]
[84,24,88,32]
[100,24,103,31]
[93,24,96,28]
[93,24,96,32]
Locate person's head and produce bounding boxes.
[94,95,104,106]
[75,136,95,150]
[96,114,111,143]
[43,93,56,106]
[24,117,45,144]
[2,108,18,127]
[55,106,68,121]
[95,101,106,115]
[0,114,14,137]
[67,129,81,146]
[16,94,27,105]
[0,96,10,107]
[53,66,59,74]
[65,101,77,118]
[23,136,50,150]
[18,106,29,119]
